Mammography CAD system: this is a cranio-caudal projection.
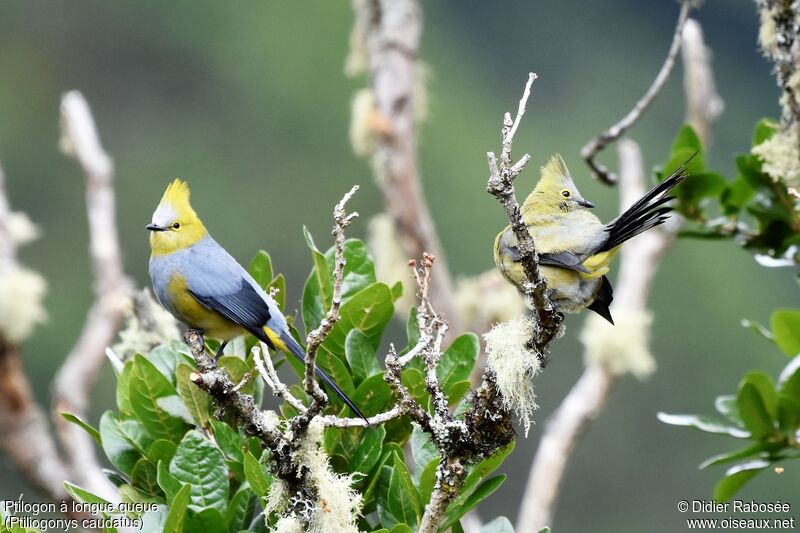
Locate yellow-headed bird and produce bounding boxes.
[494,154,688,324]
[147,180,366,420]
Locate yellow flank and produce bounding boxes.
[262,326,287,351]
[166,273,244,340]
[579,247,620,279]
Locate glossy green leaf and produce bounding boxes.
[752,117,779,145]
[771,309,800,356]
[61,412,101,444]
[437,333,479,395]
[248,250,273,290]
[99,411,140,476]
[778,356,800,400]
[148,342,190,385]
[176,363,210,428]
[447,381,472,407]
[656,412,750,438]
[388,451,420,528]
[699,442,773,469]
[64,481,111,505]
[131,458,160,496]
[184,507,227,532]
[156,395,195,425]
[737,382,775,440]
[376,464,398,529]
[270,273,287,311]
[156,460,183,503]
[129,354,188,442]
[343,372,392,418]
[210,419,245,465]
[671,124,703,155]
[169,430,229,512]
[390,525,412,533]
[302,226,333,331]
[244,451,271,498]
[742,372,778,420]
[714,460,769,502]
[777,394,800,433]
[226,483,252,532]
[116,360,134,416]
[218,356,255,396]
[391,281,403,302]
[417,459,438,506]
[714,395,744,427]
[317,349,357,402]
[349,426,386,476]
[163,483,191,533]
[323,283,394,357]
[324,238,377,303]
[721,178,756,215]
[345,329,382,386]
[140,506,168,532]
[410,425,438,484]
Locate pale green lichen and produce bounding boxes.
[580,310,656,379]
[752,127,800,190]
[0,266,47,343]
[112,289,180,361]
[484,316,541,437]
[454,271,524,329]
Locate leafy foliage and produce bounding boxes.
[59,239,514,532]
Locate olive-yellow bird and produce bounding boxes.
[147,180,366,420]
[494,154,688,324]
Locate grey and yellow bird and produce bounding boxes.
[147,179,367,420]
[494,154,688,324]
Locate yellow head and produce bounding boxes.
[147,179,207,255]
[521,154,595,216]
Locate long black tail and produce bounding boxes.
[599,160,691,252]
[274,329,369,423]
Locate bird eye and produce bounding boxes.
[561,190,571,198]
[172,222,181,230]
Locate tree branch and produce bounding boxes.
[581,1,691,184]
[486,73,560,363]
[52,91,131,501]
[350,0,461,335]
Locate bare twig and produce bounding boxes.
[486,73,560,361]
[52,91,131,501]
[350,0,461,335]
[581,1,691,184]
[293,185,359,434]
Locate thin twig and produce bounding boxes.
[52,91,130,501]
[487,73,560,362]
[580,1,691,184]
[253,344,307,414]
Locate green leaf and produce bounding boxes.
[226,483,252,531]
[391,281,403,302]
[184,507,227,532]
[343,372,392,418]
[210,419,245,465]
[752,117,779,145]
[61,412,101,444]
[116,360,134,416]
[176,363,210,428]
[391,525,413,533]
[721,178,756,215]
[480,516,515,533]
[778,355,800,400]
[771,309,800,356]
[714,460,769,502]
[742,372,778,420]
[447,381,473,407]
[302,226,333,330]
[64,481,111,505]
[345,329,382,386]
[157,460,183,503]
[248,250,273,290]
[119,483,162,506]
[777,394,800,433]
[671,124,703,155]
[410,425,439,484]
[388,451,421,528]
[163,483,191,533]
[218,356,255,396]
[324,239,377,303]
[303,269,326,335]
[417,459,438,507]
[656,412,750,438]
[737,382,776,440]
[169,430,229,512]
[244,451,271,498]
[699,442,773,469]
[129,354,188,441]
[349,426,386,476]
[156,395,196,425]
[437,333,479,395]
[99,411,140,476]
[148,342,191,385]
[323,283,394,357]
[376,464,398,529]
[270,273,287,311]
[714,395,744,427]
[147,439,178,466]
[317,349,357,403]
[676,172,727,207]
[131,458,160,496]
[140,505,168,532]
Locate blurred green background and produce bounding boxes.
[1,1,796,531]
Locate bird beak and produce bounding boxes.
[146,223,166,232]
[577,198,595,209]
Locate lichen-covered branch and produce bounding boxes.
[486,73,560,362]
[347,0,461,334]
[581,1,691,184]
[53,91,131,501]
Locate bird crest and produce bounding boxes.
[159,179,196,218]
[540,154,573,186]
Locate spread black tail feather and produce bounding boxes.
[587,275,614,324]
[599,160,691,253]
[264,329,369,423]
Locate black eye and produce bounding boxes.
[561,190,571,198]
[172,222,181,230]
